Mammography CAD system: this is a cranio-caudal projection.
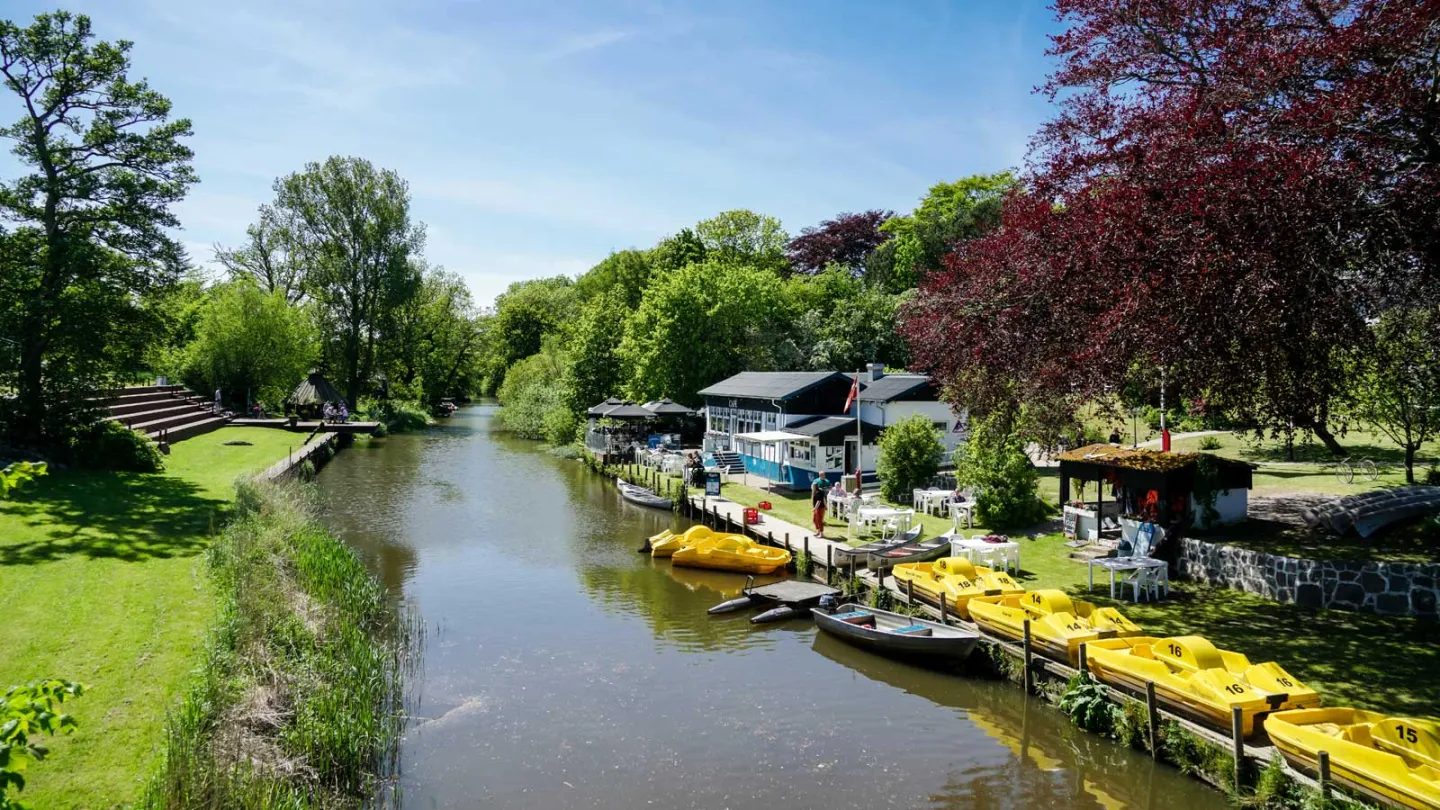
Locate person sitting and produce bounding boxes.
[338,402,349,422]
[322,402,335,422]
[1108,427,1122,444]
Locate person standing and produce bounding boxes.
[810,478,828,539]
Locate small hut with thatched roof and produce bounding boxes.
[287,369,347,418]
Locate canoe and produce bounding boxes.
[1017,589,1144,638]
[833,524,922,569]
[652,525,713,558]
[968,595,1112,666]
[617,479,673,510]
[671,534,792,574]
[891,556,1023,618]
[1265,708,1440,810]
[812,604,979,662]
[1084,636,1312,736]
[868,525,951,568]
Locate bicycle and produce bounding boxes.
[1328,456,1379,484]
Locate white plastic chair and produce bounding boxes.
[1128,565,1162,602]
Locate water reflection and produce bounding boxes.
[314,405,1224,810]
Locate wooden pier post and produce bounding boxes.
[1317,751,1331,801]
[1230,707,1245,790]
[939,593,948,624]
[1022,619,1034,694]
[1078,642,1087,674]
[1145,682,1159,759]
[904,577,913,604]
[803,536,809,558]
[825,545,832,570]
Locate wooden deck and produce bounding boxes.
[228,418,381,434]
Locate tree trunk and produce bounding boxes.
[1405,444,1416,485]
[1309,420,1346,457]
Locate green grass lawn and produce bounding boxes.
[0,427,298,809]
[707,477,1440,717]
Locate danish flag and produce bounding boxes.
[843,375,859,413]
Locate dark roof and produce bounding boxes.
[844,373,937,402]
[643,398,693,416]
[601,403,655,419]
[288,370,346,406]
[786,415,883,442]
[697,371,847,401]
[587,397,625,417]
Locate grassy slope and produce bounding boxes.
[0,427,298,810]
[708,477,1440,717]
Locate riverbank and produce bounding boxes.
[140,477,413,808]
[0,427,390,808]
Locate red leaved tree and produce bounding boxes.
[904,0,1440,450]
[786,210,893,276]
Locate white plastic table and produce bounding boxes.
[1088,557,1169,600]
[953,537,1019,575]
[855,506,909,538]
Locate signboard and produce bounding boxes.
[704,471,722,497]
[647,434,662,450]
[1062,507,1078,539]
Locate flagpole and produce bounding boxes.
[855,367,862,493]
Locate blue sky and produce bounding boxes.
[4,0,1060,307]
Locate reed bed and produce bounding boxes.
[141,479,418,809]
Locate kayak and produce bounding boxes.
[891,556,1023,618]
[651,525,714,558]
[671,534,792,574]
[1265,708,1440,810]
[1084,636,1310,736]
[833,524,921,569]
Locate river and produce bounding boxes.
[314,404,1227,810]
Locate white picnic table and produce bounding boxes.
[853,506,912,539]
[1087,556,1170,600]
[952,535,1019,575]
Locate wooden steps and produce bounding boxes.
[102,384,230,445]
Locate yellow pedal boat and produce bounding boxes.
[671,534,792,574]
[1265,708,1440,810]
[891,557,1023,617]
[651,525,713,558]
[1018,589,1144,638]
[1084,636,1314,736]
[968,594,1116,666]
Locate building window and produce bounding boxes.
[932,421,948,432]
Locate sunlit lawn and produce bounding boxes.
[0,427,296,809]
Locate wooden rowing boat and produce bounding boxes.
[811,604,979,662]
[832,524,922,569]
[617,478,673,510]
[867,526,951,568]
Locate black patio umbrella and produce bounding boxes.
[643,397,693,416]
[601,402,656,419]
[587,397,625,418]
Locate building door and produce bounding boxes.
[844,438,857,477]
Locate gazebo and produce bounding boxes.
[1056,444,1253,545]
[287,370,346,418]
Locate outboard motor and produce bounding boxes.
[819,594,838,612]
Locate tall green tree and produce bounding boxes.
[179,280,315,408]
[487,276,577,384]
[573,249,653,309]
[213,207,305,303]
[562,289,625,415]
[620,259,788,403]
[383,265,482,406]
[876,414,945,502]
[875,172,1013,291]
[650,228,707,274]
[695,210,789,276]
[0,11,195,444]
[1351,306,1440,484]
[270,156,424,406]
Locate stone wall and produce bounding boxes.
[1177,537,1439,619]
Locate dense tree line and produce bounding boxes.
[485,186,1000,442]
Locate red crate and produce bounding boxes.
[743,507,760,525]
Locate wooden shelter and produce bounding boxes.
[1057,444,1253,535]
[287,370,347,417]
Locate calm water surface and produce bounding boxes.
[315,405,1227,810]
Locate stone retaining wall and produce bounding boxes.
[1177,537,1438,618]
[253,432,340,483]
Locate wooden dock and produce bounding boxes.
[229,418,381,434]
[682,493,864,575]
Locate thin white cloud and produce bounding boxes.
[541,30,632,61]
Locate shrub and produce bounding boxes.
[954,413,1046,529]
[542,406,579,446]
[2,679,84,809]
[1059,673,1123,734]
[1426,463,1440,486]
[1198,435,1223,451]
[357,397,430,434]
[876,414,945,502]
[69,421,164,472]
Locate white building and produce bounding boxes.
[698,364,966,490]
